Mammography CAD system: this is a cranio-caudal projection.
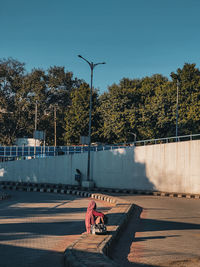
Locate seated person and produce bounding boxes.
[85,200,105,234]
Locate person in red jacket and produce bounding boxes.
[85,200,104,234]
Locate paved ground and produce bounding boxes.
[111,195,200,267]
[0,190,112,267]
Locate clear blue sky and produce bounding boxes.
[1,0,200,94]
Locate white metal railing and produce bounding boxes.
[0,144,127,159]
[0,133,199,160]
[134,133,200,146]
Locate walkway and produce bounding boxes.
[0,190,111,267]
[111,194,200,267]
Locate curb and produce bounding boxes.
[1,181,200,199]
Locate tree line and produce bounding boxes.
[0,58,200,146]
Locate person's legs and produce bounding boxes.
[95,216,104,224]
[95,216,101,224]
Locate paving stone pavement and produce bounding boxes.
[0,190,112,267]
[111,194,200,267]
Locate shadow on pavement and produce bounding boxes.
[0,190,111,219]
[110,205,142,266]
[0,205,111,219]
[110,204,200,266]
[0,243,64,267]
[0,220,85,239]
[139,218,200,232]
[134,235,179,242]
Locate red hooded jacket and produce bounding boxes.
[85,200,104,233]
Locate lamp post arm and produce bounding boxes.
[94,62,106,68]
[78,55,91,67]
[78,55,106,69]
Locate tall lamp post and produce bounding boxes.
[54,105,57,147]
[78,55,106,182]
[34,101,38,157]
[176,79,179,140]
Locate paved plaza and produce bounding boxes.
[0,190,111,267]
[111,194,200,266]
[1,190,200,267]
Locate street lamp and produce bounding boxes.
[78,55,106,181]
[176,79,179,140]
[129,132,137,144]
[44,104,57,147]
[34,101,38,157]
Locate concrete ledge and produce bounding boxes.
[64,194,135,267]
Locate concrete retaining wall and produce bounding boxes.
[0,153,88,185]
[133,140,200,194]
[92,140,200,194]
[0,140,200,194]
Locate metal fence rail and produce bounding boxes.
[134,133,200,146]
[0,133,199,160]
[0,144,127,159]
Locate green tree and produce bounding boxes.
[0,59,81,146]
[1,58,200,146]
[99,75,174,143]
[137,74,172,139]
[45,66,80,145]
[22,68,49,143]
[100,79,137,143]
[64,83,100,144]
[171,63,200,135]
[0,58,28,145]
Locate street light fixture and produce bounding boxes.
[129,132,137,144]
[78,55,106,181]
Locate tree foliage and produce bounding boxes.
[64,83,101,144]
[99,65,200,144]
[0,58,79,145]
[1,58,200,146]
